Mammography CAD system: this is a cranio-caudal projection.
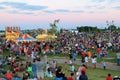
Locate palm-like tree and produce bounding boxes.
[49,19,60,34]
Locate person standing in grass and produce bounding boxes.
[81,64,86,75]
[97,47,101,58]
[76,67,82,80]
[73,52,77,61]
[85,54,88,68]
[32,59,37,79]
[91,56,97,69]
[87,50,91,59]
[102,60,106,70]
[81,50,86,63]
[35,57,45,80]
[69,53,73,65]
[106,73,112,80]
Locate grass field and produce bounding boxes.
[46,50,117,63]
[2,49,117,63]
[1,50,120,80]
[45,63,120,80]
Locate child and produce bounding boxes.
[45,68,53,77]
[106,73,112,80]
[46,62,50,71]
[70,64,75,72]
[91,56,97,69]
[64,58,67,64]
[102,60,106,70]
[67,73,74,80]
[85,54,88,68]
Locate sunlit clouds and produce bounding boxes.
[0,0,120,30]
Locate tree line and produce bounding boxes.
[77,25,120,33]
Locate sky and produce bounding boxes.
[0,0,120,30]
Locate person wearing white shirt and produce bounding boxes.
[91,56,97,69]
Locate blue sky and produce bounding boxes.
[0,0,120,30]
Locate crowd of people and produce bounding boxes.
[0,30,120,80]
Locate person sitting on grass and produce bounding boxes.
[67,73,74,80]
[106,73,112,80]
[5,70,13,80]
[62,72,67,80]
[0,70,8,80]
[79,70,88,80]
[22,71,30,80]
[51,60,57,73]
[45,68,53,78]
[27,63,34,79]
[12,71,21,80]
[70,64,75,72]
[54,66,64,80]
[19,61,25,72]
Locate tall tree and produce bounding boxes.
[49,19,60,34]
[108,25,117,31]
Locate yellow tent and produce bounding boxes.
[36,34,57,41]
[5,32,19,41]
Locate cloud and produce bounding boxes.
[0,6,5,10]
[43,9,84,14]
[85,5,95,9]
[54,9,70,12]
[91,0,106,3]
[114,6,120,10]
[43,10,54,14]
[72,10,84,13]
[97,6,105,9]
[91,0,120,3]
[85,5,105,9]
[107,0,120,3]
[7,10,34,15]
[0,2,48,11]
[89,11,94,13]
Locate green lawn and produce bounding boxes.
[1,49,118,63]
[45,63,120,80]
[1,50,120,80]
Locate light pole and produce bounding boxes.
[106,20,114,42]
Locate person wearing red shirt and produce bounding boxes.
[81,64,86,74]
[81,51,86,63]
[106,74,112,80]
[5,70,13,80]
[97,48,101,54]
[97,48,101,58]
[68,73,74,80]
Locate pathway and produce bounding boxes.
[48,58,120,71]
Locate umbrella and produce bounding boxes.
[16,37,24,42]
